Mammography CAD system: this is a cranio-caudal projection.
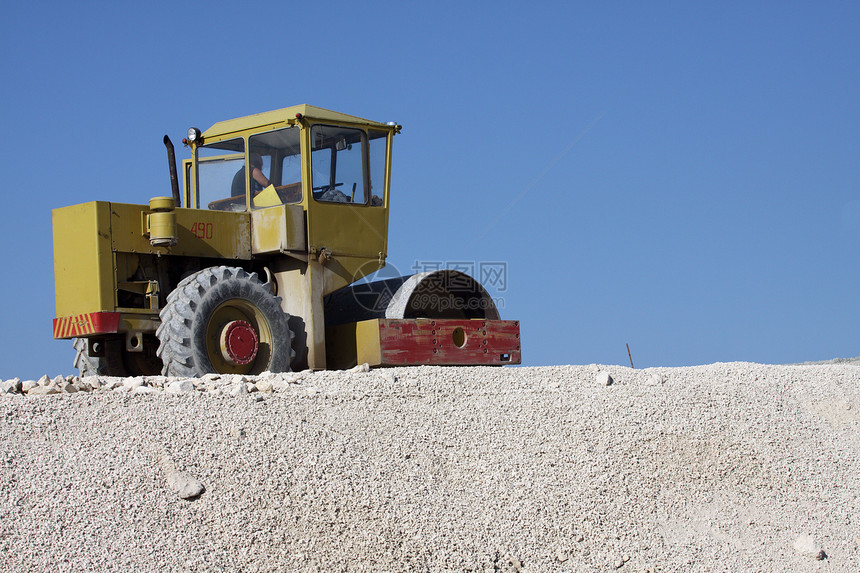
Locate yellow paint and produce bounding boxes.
[250,204,306,255]
[251,185,281,208]
[109,203,252,260]
[305,200,388,260]
[201,104,383,144]
[53,202,115,317]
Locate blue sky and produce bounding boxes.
[1,1,858,379]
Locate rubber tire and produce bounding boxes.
[156,266,294,377]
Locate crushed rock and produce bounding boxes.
[1,362,859,571]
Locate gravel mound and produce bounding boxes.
[2,363,859,572]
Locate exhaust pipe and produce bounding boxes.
[163,135,181,205]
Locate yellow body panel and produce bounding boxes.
[305,200,388,260]
[53,202,115,317]
[109,204,251,260]
[250,204,306,255]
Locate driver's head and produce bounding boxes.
[250,153,263,170]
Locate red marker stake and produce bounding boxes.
[627,343,634,369]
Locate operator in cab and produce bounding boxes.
[231,153,269,197]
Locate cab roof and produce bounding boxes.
[202,104,391,140]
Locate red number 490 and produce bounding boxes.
[191,222,213,239]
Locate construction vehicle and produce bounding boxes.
[52,105,521,377]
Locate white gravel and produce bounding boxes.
[1,362,859,572]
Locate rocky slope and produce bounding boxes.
[1,363,858,572]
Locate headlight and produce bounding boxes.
[186,127,202,143]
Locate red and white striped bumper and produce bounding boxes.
[53,312,121,339]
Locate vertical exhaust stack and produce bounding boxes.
[163,135,181,205]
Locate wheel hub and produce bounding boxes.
[219,320,259,365]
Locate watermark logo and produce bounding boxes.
[478,262,508,292]
[341,260,406,314]
[342,260,509,315]
[410,260,508,293]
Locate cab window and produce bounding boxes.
[311,125,369,204]
[249,126,302,209]
[368,129,388,207]
[197,138,245,211]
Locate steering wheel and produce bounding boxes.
[312,182,344,193]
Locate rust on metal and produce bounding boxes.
[326,318,521,369]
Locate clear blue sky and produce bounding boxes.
[1,1,858,380]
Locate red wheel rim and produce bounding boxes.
[219,320,259,365]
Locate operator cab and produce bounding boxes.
[184,111,391,213]
[182,104,398,268]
